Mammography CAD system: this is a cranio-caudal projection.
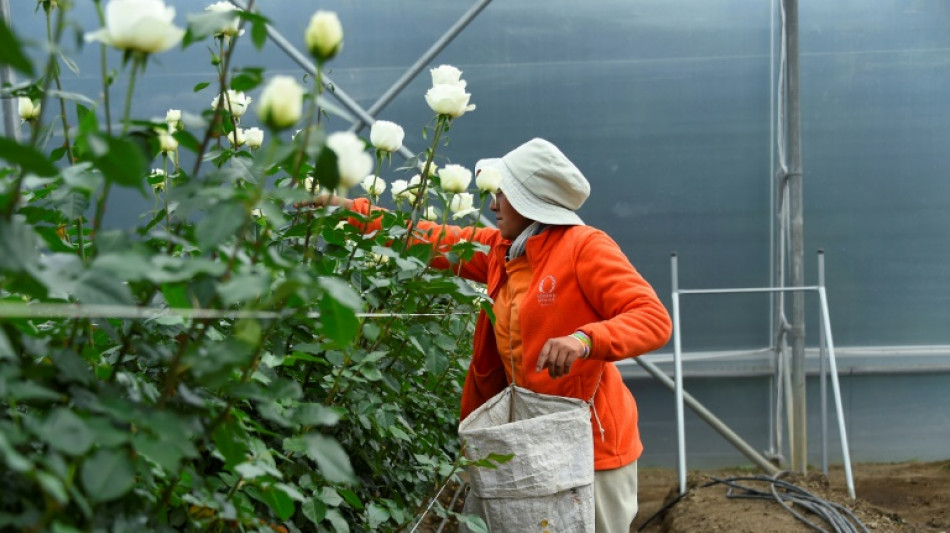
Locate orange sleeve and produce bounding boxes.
[347,198,502,285]
[573,231,672,361]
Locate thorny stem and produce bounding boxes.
[300,66,326,260]
[163,153,171,232]
[94,0,113,136]
[190,0,254,178]
[2,5,66,220]
[43,10,86,262]
[90,54,143,245]
[403,116,448,250]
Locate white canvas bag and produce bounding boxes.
[458,384,596,532]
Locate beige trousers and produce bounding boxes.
[594,460,639,533]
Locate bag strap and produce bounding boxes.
[588,364,606,442]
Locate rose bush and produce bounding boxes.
[0,2,496,531]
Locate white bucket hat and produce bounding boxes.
[475,138,590,226]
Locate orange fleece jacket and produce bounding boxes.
[348,198,672,469]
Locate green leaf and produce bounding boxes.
[0,432,32,472]
[195,200,246,249]
[36,471,69,504]
[48,89,96,108]
[0,329,13,360]
[0,137,58,177]
[0,218,40,273]
[0,21,33,76]
[337,488,363,510]
[313,146,340,191]
[80,448,135,502]
[318,293,359,347]
[74,264,135,306]
[212,418,249,468]
[251,18,268,50]
[324,509,350,533]
[40,408,94,456]
[302,434,355,484]
[85,135,149,190]
[161,283,192,308]
[193,81,211,93]
[367,503,390,529]
[230,67,263,92]
[183,10,238,45]
[291,403,340,427]
[302,496,327,524]
[458,514,489,533]
[132,433,184,472]
[318,277,363,311]
[51,522,84,533]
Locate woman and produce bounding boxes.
[323,138,671,532]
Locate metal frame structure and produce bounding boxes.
[668,251,855,499]
[0,0,21,142]
[4,0,863,504]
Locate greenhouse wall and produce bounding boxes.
[5,0,949,467]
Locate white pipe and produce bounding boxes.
[818,250,828,475]
[818,286,856,499]
[671,253,687,495]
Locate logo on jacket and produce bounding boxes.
[537,275,556,306]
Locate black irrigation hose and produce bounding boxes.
[637,472,870,533]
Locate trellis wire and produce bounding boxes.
[0,302,470,320]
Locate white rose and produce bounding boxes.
[205,1,243,38]
[423,206,439,221]
[424,162,438,178]
[305,10,343,62]
[425,83,475,118]
[304,176,318,193]
[430,65,463,86]
[18,97,40,120]
[257,76,304,130]
[85,0,184,54]
[476,166,502,194]
[360,175,386,197]
[227,128,245,147]
[369,120,404,153]
[165,108,181,125]
[251,208,263,218]
[326,131,373,190]
[391,179,413,203]
[212,90,251,118]
[158,126,178,152]
[149,168,166,191]
[439,164,471,193]
[449,192,478,219]
[244,127,264,148]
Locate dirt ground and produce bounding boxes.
[634,460,950,533]
[421,459,950,532]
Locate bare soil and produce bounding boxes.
[421,460,950,532]
[634,460,950,532]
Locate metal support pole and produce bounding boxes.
[350,0,493,133]
[785,0,807,475]
[817,286,856,499]
[636,357,781,477]
[818,250,828,475]
[227,0,416,162]
[671,253,687,494]
[0,0,20,142]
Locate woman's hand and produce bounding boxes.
[295,193,354,210]
[536,335,587,378]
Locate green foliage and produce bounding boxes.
[0,3,491,531]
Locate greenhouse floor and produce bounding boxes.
[633,460,950,533]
